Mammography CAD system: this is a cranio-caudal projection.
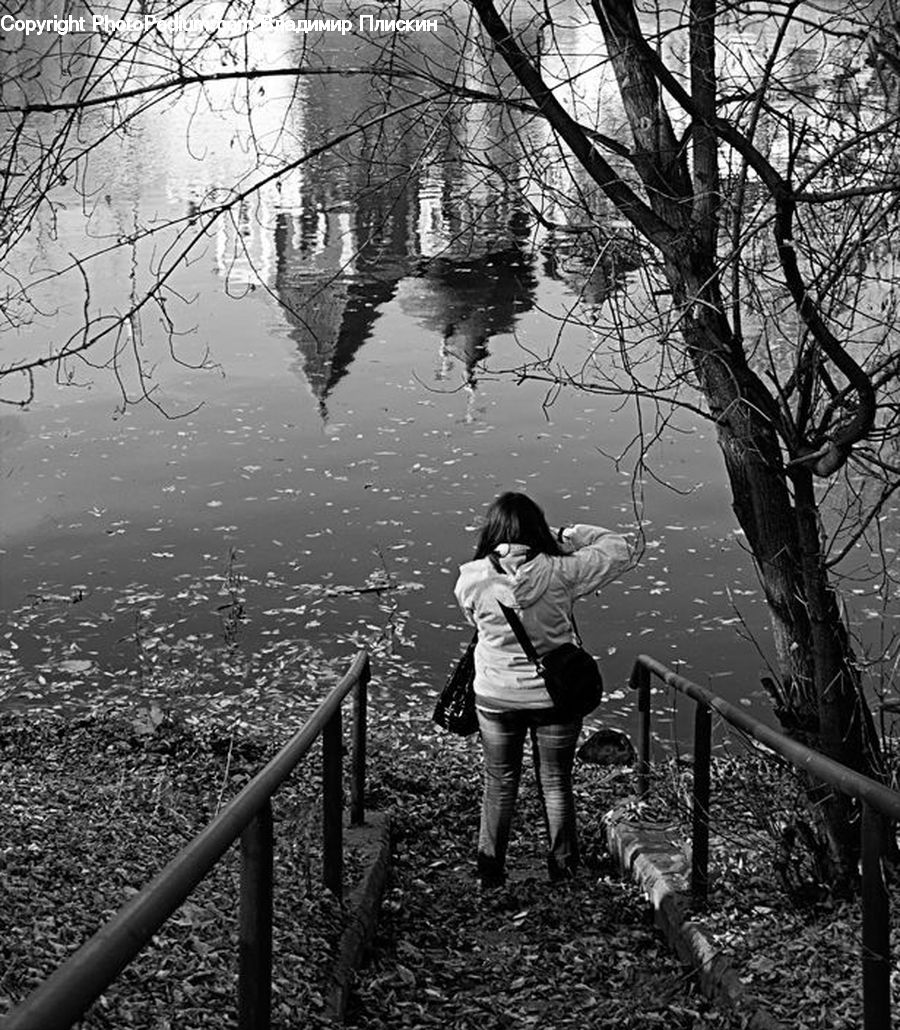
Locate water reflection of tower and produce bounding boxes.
[273,193,414,420]
[402,186,539,421]
[272,97,415,417]
[436,239,537,423]
[405,60,541,420]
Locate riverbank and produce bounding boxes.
[1,702,895,1027]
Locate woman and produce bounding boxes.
[454,491,631,888]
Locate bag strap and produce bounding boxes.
[497,601,541,666]
[489,553,539,663]
[489,548,581,654]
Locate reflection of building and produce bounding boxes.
[111,7,641,415]
[267,23,545,420]
[272,188,412,419]
[10,1,641,419]
[401,181,540,421]
[273,148,544,420]
[401,244,537,375]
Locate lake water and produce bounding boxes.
[1,1,887,731]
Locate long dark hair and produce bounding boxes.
[474,492,563,560]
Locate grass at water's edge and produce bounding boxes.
[0,704,895,1029]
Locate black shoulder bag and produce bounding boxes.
[498,603,603,719]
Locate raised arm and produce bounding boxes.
[554,524,632,597]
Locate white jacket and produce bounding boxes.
[453,524,631,710]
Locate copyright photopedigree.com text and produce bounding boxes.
[1,12,441,36]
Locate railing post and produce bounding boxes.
[862,801,891,1030]
[691,703,712,905]
[350,657,369,827]
[632,661,652,798]
[239,800,273,1030]
[322,706,343,895]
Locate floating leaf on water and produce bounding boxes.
[58,659,94,674]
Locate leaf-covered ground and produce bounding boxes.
[2,696,898,1029]
[0,708,349,1028]
[648,746,900,1029]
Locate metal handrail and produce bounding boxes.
[1,649,371,1030]
[630,653,896,1030]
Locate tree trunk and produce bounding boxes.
[678,300,862,882]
